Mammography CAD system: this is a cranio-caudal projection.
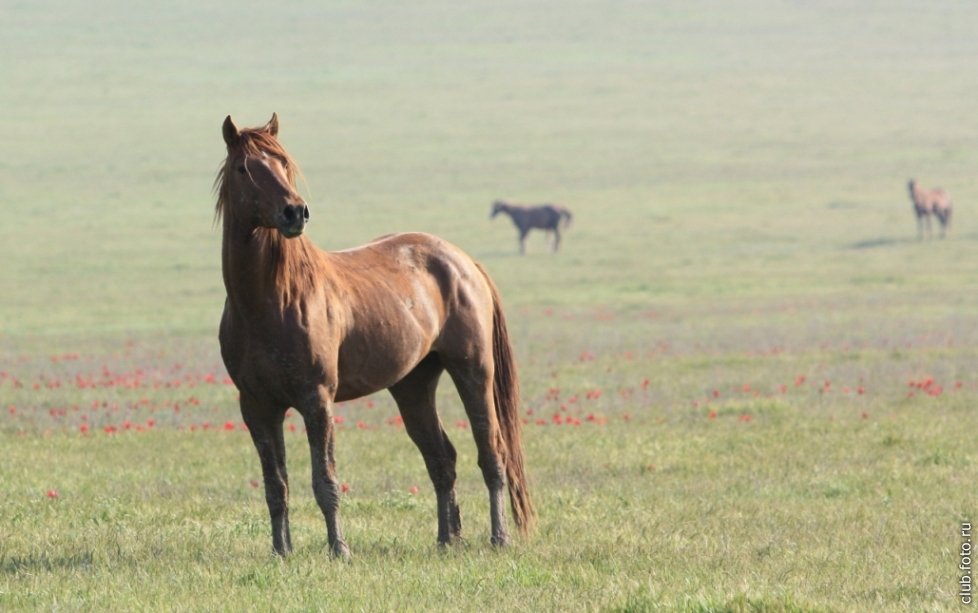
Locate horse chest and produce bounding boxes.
[221,308,331,400]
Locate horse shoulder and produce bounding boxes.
[218,300,245,381]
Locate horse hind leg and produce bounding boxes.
[388,353,461,545]
[241,394,293,556]
[443,356,510,546]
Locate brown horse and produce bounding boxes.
[215,114,534,558]
[908,179,953,239]
[490,200,572,254]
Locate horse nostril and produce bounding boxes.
[302,206,310,222]
[282,205,296,223]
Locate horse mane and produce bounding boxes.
[213,128,301,224]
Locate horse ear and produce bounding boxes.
[267,113,279,137]
[223,116,240,148]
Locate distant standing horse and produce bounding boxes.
[491,200,573,254]
[216,114,535,558]
[908,179,953,239]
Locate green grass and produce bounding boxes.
[2,380,973,612]
[2,0,977,610]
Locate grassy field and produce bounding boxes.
[2,0,977,611]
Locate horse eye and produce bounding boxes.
[237,165,246,174]
[280,159,289,169]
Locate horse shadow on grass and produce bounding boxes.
[849,232,978,249]
[847,237,914,250]
[0,551,94,574]
[474,250,526,259]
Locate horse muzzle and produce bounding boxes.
[277,204,309,238]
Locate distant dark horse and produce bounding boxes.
[491,200,573,254]
[908,179,953,239]
[216,114,534,558]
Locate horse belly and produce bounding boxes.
[334,313,435,401]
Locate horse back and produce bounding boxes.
[933,188,952,209]
[327,232,495,397]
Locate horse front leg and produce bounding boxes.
[301,387,351,560]
[241,394,292,556]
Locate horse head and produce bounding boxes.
[490,200,508,218]
[220,113,309,238]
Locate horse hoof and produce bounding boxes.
[272,543,293,557]
[490,534,510,547]
[331,541,352,562]
[437,533,463,547]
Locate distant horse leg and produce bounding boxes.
[241,394,292,556]
[518,227,529,255]
[552,226,562,252]
[388,353,461,545]
[301,389,350,560]
[445,359,510,546]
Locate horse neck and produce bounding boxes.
[222,213,322,311]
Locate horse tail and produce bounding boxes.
[474,262,536,536]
